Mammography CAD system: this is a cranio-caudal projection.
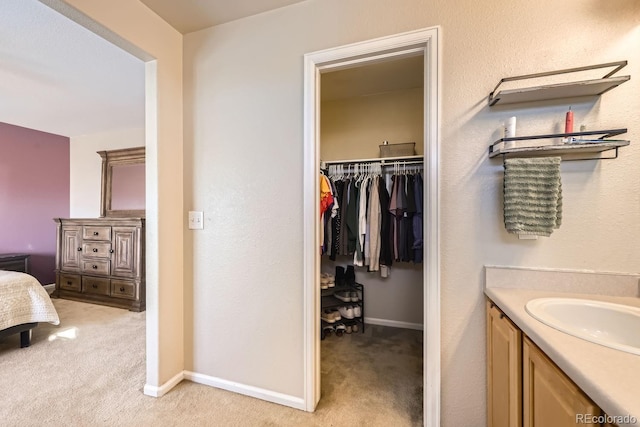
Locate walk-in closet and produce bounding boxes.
[318,54,425,424]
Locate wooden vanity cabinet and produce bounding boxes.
[54,218,145,312]
[523,336,601,427]
[487,300,522,427]
[487,299,605,427]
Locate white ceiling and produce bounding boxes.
[0,0,145,138]
[0,0,418,139]
[140,0,309,34]
[0,0,311,139]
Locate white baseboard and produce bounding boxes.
[184,371,306,411]
[144,371,185,397]
[365,317,424,331]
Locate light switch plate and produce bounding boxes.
[188,211,204,230]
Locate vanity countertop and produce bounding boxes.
[485,287,640,426]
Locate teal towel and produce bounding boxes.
[503,157,562,237]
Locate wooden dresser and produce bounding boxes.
[53,218,145,312]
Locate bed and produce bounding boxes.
[0,269,60,348]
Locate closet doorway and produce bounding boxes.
[303,27,441,426]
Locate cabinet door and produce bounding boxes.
[487,300,522,427]
[111,227,137,277]
[523,337,601,427]
[60,225,82,271]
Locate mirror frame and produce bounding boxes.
[98,146,145,218]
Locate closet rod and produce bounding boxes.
[321,154,423,168]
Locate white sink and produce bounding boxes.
[525,298,640,356]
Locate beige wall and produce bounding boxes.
[184,0,639,424]
[70,127,145,218]
[51,0,184,389]
[321,88,424,160]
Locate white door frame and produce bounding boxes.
[302,27,441,426]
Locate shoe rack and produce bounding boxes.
[320,282,365,340]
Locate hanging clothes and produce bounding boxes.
[329,179,345,260]
[367,176,382,271]
[412,173,424,263]
[346,180,359,255]
[320,162,424,268]
[378,177,393,267]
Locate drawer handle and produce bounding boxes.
[66,281,72,285]
[93,231,99,236]
[499,313,505,319]
[92,248,98,253]
[119,287,125,292]
[109,249,114,254]
[77,247,82,251]
[92,284,98,289]
[92,265,98,269]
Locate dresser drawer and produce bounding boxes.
[82,276,110,296]
[82,226,111,241]
[111,279,136,300]
[59,273,81,292]
[82,242,112,258]
[81,260,110,275]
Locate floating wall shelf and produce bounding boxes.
[488,129,629,160]
[488,61,630,106]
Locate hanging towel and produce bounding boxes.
[503,157,563,237]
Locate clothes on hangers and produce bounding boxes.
[320,162,424,270]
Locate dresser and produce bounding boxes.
[53,218,145,312]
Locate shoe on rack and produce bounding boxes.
[352,324,359,333]
[345,325,352,334]
[345,265,356,285]
[326,273,335,288]
[353,305,362,318]
[335,266,346,286]
[338,306,354,319]
[321,309,341,323]
[335,324,346,337]
[320,273,329,290]
[334,291,351,302]
[349,291,359,302]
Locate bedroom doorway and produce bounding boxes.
[302,27,442,425]
[14,0,157,391]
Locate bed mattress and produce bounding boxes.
[0,270,60,330]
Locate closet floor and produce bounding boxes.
[319,325,423,426]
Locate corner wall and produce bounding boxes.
[0,122,69,284]
[184,0,640,424]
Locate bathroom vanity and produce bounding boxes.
[485,267,640,427]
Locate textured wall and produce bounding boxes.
[184,0,640,423]
[321,88,424,160]
[70,127,145,218]
[0,122,69,284]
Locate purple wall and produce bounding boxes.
[0,122,70,284]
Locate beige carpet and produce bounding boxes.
[0,299,423,426]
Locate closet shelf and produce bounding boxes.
[488,129,629,160]
[321,154,423,168]
[488,61,629,106]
